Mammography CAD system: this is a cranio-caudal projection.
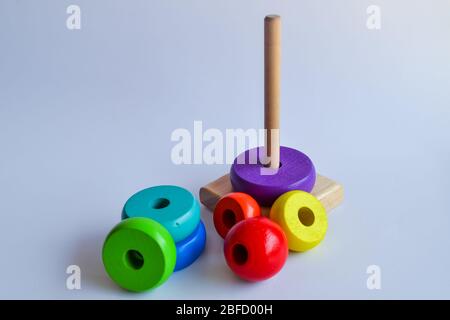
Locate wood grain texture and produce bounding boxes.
[199,173,344,215]
[264,15,281,169]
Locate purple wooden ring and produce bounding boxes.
[230,146,316,207]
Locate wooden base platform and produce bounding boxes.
[199,173,344,216]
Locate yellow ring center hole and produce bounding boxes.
[298,207,315,226]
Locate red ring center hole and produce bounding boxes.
[222,209,236,229]
[232,244,248,265]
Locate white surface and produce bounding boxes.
[0,0,449,299]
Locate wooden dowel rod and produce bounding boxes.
[264,15,281,169]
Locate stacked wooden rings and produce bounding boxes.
[102,185,206,292]
[214,146,328,281]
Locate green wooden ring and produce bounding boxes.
[102,217,176,292]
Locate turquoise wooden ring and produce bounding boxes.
[122,185,200,243]
[174,220,207,271]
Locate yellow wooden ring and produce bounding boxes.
[270,190,327,252]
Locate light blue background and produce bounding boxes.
[0,0,449,299]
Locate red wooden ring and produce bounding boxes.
[213,192,261,238]
[223,217,288,282]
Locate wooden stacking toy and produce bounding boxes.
[200,15,343,214]
[230,16,315,207]
[103,185,206,291]
[102,15,343,290]
[202,15,344,281]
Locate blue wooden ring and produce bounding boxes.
[174,220,207,271]
[122,185,200,243]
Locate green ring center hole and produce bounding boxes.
[298,207,315,226]
[152,198,170,209]
[125,250,144,270]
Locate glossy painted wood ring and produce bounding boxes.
[102,217,176,292]
[270,190,327,252]
[223,217,288,281]
[213,192,261,238]
[122,185,200,243]
[230,146,315,206]
[174,220,207,271]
